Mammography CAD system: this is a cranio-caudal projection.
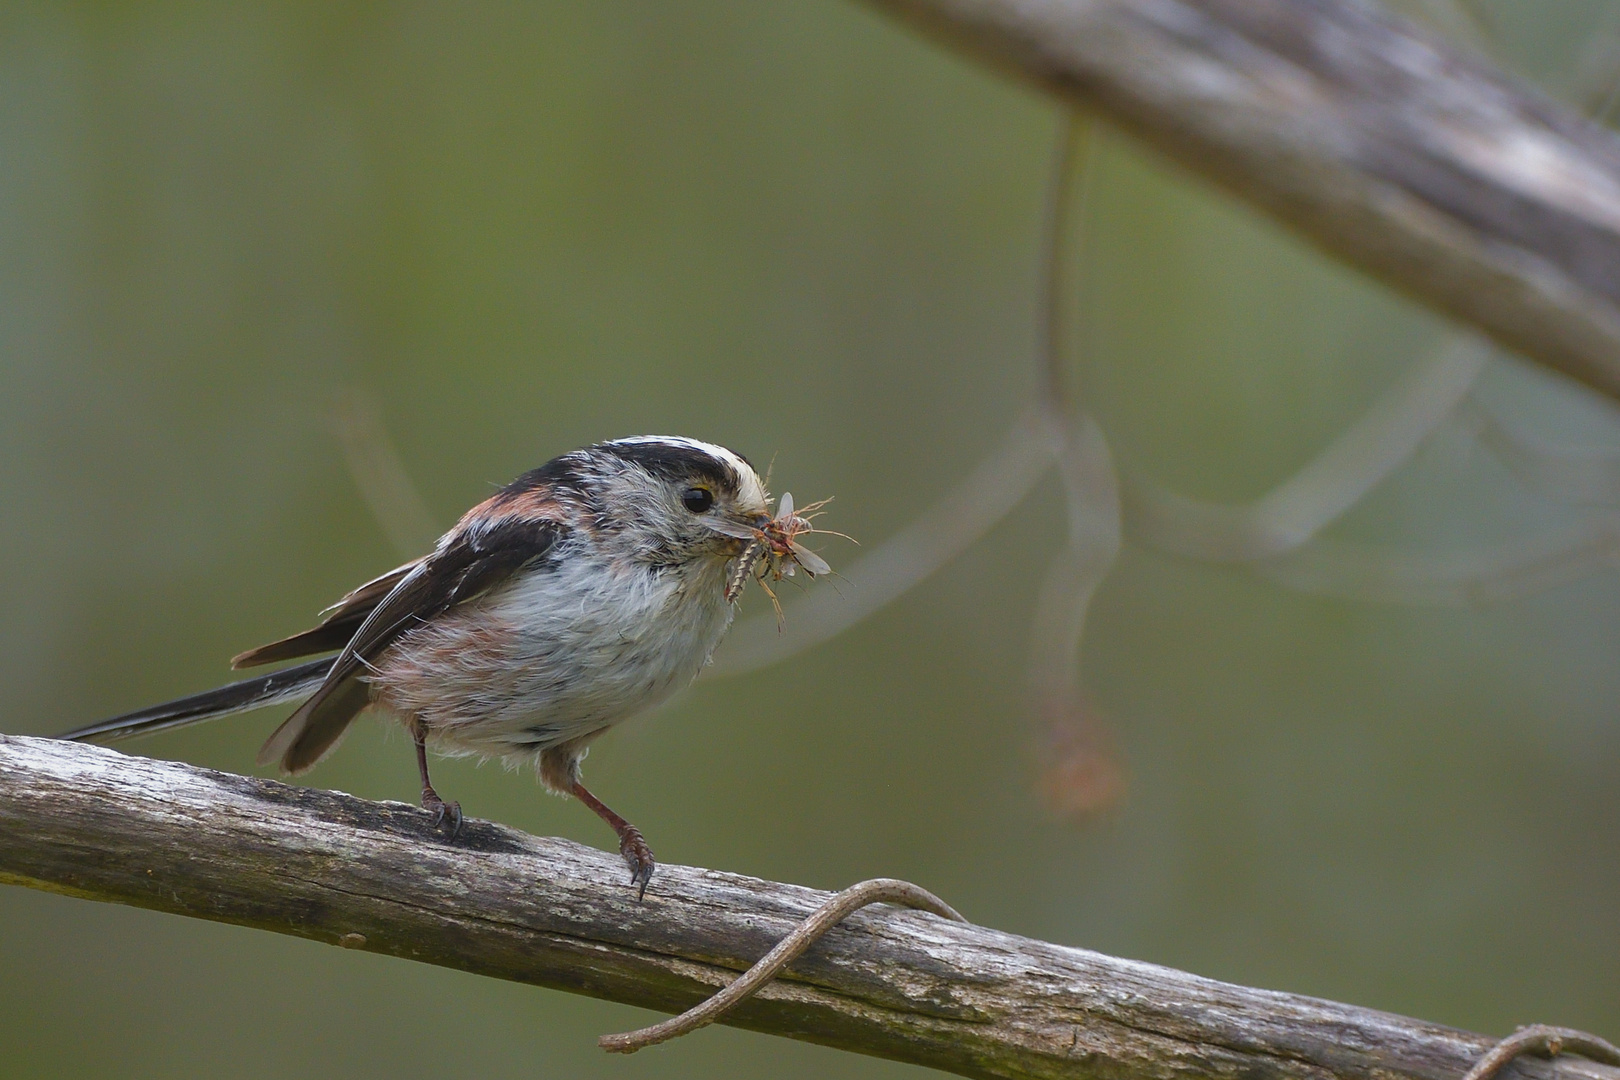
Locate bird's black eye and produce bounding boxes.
[681,487,715,513]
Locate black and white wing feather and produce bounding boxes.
[230,560,420,669]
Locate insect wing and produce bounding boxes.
[789,540,831,576]
[701,517,762,541]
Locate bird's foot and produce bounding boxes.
[618,826,655,900]
[567,778,655,899]
[421,788,463,840]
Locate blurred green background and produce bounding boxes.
[3,1,1618,1076]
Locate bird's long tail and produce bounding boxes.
[58,658,334,743]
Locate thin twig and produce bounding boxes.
[1460,391,1620,508]
[1023,113,1132,814]
[1036,115,1091,415]
[1461,1025,1620,1080]
[1120,334,1490,563]
[598,878,967,1054]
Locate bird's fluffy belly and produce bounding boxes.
[370,554,734,757]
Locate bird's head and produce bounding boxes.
[560,436,773,568]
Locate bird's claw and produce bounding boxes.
[619,827,655,900]
[422,792,463,840]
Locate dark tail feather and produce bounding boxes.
[262,673,373,775]
[58,658,335,743]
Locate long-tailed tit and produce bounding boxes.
[59,436,825,895]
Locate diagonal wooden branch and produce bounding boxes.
[1,735,1616,1080]
[858,0,1620,405]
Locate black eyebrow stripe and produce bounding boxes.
[599,441,739,491]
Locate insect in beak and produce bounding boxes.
[722,492,845,605]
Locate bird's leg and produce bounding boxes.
[411,721,462,839]
[570,780,655,899]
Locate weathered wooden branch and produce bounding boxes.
[859,0,1620,404]
[1,735,1615,1080]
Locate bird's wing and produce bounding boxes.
[257,515,566,773]
[230,560,422,668]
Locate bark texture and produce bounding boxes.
[862,0,1620,402]
[1,735,1616,1080]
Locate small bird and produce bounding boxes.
[59,436,800,895]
